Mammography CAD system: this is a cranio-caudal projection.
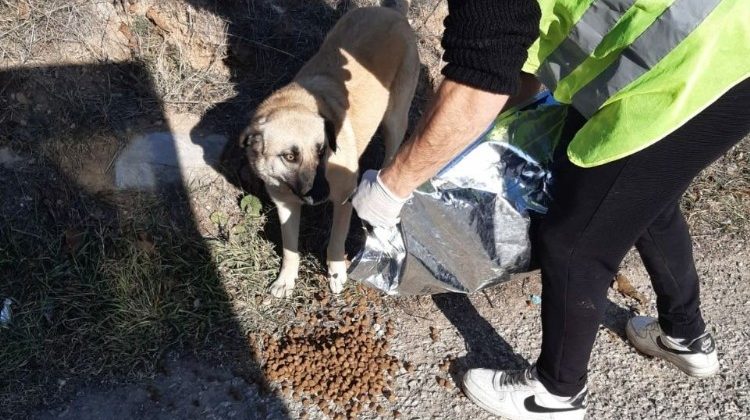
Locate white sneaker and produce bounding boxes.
[462,366,587,420]
[626,316,719,377]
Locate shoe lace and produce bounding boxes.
[496,367,534,388]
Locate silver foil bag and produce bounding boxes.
[348,92,568,295]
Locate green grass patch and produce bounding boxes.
[0,186,289,413]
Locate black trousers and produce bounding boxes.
[534,78,750,396]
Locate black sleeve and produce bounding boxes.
[441,0,541,95]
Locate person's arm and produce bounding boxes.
[380,80,509,198]
[382,71,542,197]
[351,0,541,227]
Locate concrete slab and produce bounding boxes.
[114,131,228,190]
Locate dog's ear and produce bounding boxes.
[241,116,266,154]
[240,128,264,155]
[323,118,338,152]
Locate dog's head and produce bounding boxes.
[241,108,337,205]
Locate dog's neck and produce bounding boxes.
[293,76,347,133]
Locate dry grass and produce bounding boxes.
[0,174,236,407]
[683,139,750,239]
[0,0,127,64]
[1,0,448,125]
[0,161,340,413]
[125,4,235,114]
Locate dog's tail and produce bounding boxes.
[381,0,410,16]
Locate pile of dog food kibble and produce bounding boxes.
[254,296,402,419]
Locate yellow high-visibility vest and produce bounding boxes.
[523,0,750,167]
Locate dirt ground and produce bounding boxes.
[1,1,749,419]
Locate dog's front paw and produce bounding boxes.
[269,273,296,298]
[327,261,348,294]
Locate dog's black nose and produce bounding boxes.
[301,175,329,205]
[297,162,330,205]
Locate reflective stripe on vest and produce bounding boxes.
[524,0,750,167]
[537,0,637,92]
[570,0,721,117]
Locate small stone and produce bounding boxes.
[15,92,30,105]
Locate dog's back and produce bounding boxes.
[296,6,415,87]
[294,4,418,156]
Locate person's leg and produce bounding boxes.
[634,200,705,340]
[625,197,720,378]
[535,78,750,397]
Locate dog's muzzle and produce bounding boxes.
[298,166,330,206]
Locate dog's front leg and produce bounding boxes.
[327,200,353,294]
[269,193,301,298]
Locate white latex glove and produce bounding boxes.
[351,169,411,228]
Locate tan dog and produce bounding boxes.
[241,4,419,297]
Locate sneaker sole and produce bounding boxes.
[461,378,584,420]
[625,323,719,378]
[462,382,529,420]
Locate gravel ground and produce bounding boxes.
[31,228,749,419]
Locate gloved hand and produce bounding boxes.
[351,169,411,228]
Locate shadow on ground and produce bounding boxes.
[0,61,286,418]
[430,288,635,387]
[432,293,530,384]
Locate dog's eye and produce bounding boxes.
[282,153,296,163]
[317,145,326,157]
